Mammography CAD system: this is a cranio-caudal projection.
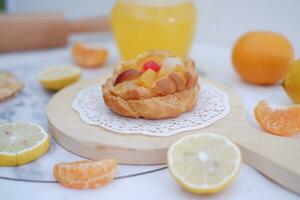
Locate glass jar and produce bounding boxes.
[111,0,197,60]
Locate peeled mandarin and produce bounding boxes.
[72,43,108,68]
[54,158,117,189]
[255,101,300,136]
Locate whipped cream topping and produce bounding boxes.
[161,57,184,69]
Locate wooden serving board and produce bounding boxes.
[47,77,300,194]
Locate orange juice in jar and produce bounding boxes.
[111,0,197,60]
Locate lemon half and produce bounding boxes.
[168,133,241,194]
[38,66,81,90]
[283,58,300,104]
[0,123,50,166]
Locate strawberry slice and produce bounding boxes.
[142,60,161,73]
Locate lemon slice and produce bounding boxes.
[0,123,50,166]
[168,133,241,194]
[38,66,81,90]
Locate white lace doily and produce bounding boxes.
[72,84,230,137]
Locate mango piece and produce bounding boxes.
[136,69,157,88]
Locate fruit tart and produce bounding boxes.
[102,50,199,119]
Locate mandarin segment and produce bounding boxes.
[254,101,300,136]
[72,43,108,68]
[54,158,117,189]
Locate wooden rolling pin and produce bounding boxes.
[0,12,110,53]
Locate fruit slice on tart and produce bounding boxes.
[159,57,185,77]
[114,69,141,86]
[136,68,158,88]
[142,60,161,73]
[113,51,192,89]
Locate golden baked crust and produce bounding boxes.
[103,83,199,119]
[102,50,199,119]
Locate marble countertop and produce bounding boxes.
[0,39,299,200]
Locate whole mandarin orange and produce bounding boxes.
[232,31,294,85]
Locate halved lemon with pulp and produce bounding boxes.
[168,133,241,194]
[38,66,81,90]
[0,123,50,166]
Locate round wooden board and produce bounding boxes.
[47,77,242,164]
[47,76,300,194]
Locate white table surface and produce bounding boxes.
[0,38,299,200]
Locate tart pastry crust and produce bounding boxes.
[102,50,199,119]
